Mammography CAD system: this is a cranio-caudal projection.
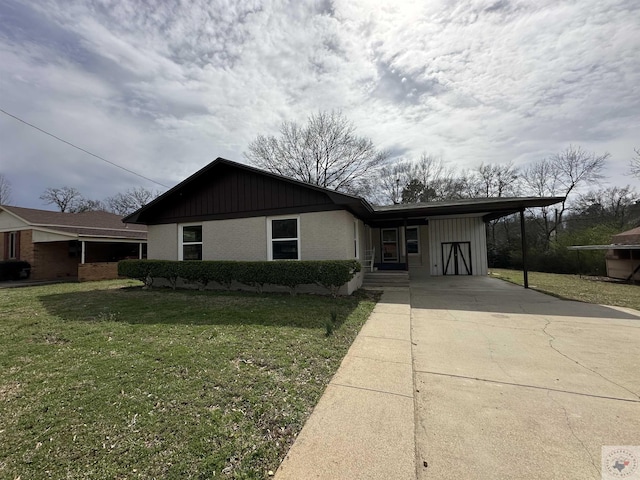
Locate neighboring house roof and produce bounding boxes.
[568,226,640,251]
[611,226,640,245]
[0,205,147,240]
[124,157,565,226]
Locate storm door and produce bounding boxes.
[381,228,399,263]
[441,242,472,275]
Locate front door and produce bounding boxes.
[441,242,472,275]
[381,228,399,263]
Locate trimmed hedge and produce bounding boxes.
[118,259,361,296]
[0,260,31,281]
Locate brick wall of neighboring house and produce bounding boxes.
[31,241,79,281]
[19,230,35,265]
[78,262,119,282]
[1,229,34,262]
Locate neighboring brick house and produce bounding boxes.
[607,227,640,281]
[124,158,563,293]
[0,206,147,281]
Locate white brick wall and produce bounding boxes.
[147,210,360,262]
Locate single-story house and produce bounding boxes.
[0,205,147,281]
[123,158,563,293]
[568,226,640,282]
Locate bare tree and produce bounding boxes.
[72,198,107,213]
[376,154,473,204]
[472,162,520,198]
[576,186,638,229]
[244,111,389,195]
[409,154,462,201]
[376,160,413,204]
[631,148,640,178]
[40,187,83,212]
[0,174,12,205]
[521,146,608,244]
[106,187,159,216]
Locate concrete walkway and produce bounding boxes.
[275,289,416,480]
[276,276,640,480]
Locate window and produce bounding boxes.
[8,231,18,259]
[406,227,420,254]
[180,225,202,260]
[381,228,398,262]
[354,221,359,259]
[268,217,299,260]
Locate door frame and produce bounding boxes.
[381,228,399,263]
[441,241,472,275]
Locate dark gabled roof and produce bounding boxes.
[123,157,565,226]
[1,205,147,240]
[123,157,374,224]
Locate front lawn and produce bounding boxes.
[0,280,377,479]
[489,268,640,311]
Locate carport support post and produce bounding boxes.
[81,241,86,265]
[519,208,529,289]
[404,218,409,272]
[139,243,143,259]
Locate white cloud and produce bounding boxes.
[0,0,638,209]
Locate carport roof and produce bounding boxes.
[368,196,565,226]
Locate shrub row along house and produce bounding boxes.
[123,158,564,293]
[0,206,146,281]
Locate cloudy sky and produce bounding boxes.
[1,0,639,209]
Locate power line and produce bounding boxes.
[0,107,170,189]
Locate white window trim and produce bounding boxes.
[178,223,203,261]
[407,226,420,255]
[8,231,17,259]
[266,215,300,261]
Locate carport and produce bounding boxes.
[364,196,565,286]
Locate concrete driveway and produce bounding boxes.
[411,276,640,480]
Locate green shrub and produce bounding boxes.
[117,259,361,295]
[0,260,31,281]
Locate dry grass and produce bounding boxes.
[489,268,640,311]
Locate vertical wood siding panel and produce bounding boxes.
[232,172,239,213]
[434,220,442,275]
[249,175,256,210]
[479,219,486,275]
[430,221,435,275]
[431,221,437,276]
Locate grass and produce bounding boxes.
[0,280,377,479]
[489,268,640,311]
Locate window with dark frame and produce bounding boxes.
[406,227,419,254]
[270,218,299,260]
[182,225,202,260]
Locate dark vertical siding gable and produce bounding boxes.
[147,164,336,223]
